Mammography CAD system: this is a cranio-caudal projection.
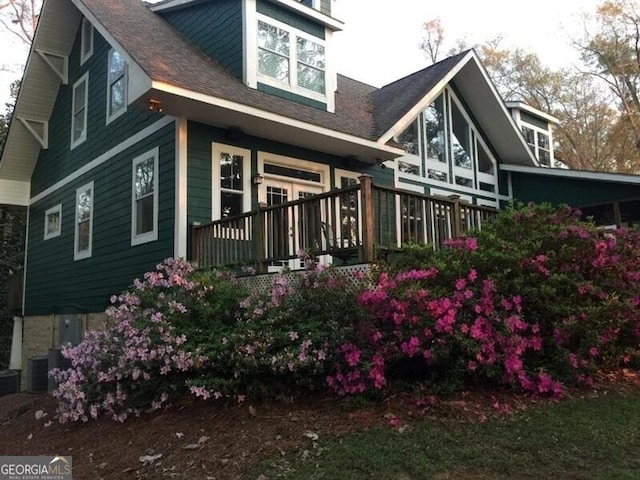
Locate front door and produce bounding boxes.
[261,178,324,271]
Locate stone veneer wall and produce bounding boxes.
[20,312,107,391]
[0,204,26,369]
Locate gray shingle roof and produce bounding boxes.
[370,51,471,138]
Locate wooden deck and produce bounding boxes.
[192,176,497,272]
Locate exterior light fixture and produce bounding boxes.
[252,173,264,185]
[148,99,163,113]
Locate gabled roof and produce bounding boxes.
[0,0,536,191]
[371,50,538,167]
[371,51,470,138]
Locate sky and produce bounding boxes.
[0,0,606,107]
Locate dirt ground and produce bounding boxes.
[1,370,638,480]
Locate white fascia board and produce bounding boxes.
[500,163,640,185]
[151,80,404,157]
[149,0,209,12]
[377,51,474,146]
[466,52,539,167]
[505,101,560,125]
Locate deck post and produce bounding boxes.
[254,204,267,274]
[191,222,201,266]
[448,195,462,238]
[359,175,375,263]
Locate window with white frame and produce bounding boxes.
[80,17,94,64]
[107,49,127,123]
[74,182,93,260]
[71,73,88,149]
[212,144,251,219]
[257,16,326,99]
[132,148,159,245]
[395,87,499,195]
[522,126,551,166]
[44,204,62,240]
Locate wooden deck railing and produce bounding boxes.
[192,175,498,271]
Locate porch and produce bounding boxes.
[192,175,498,272]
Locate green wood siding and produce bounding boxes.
[161,0,243,79]
[25,123,176,316]
[31,25,163,198]
[257,83,326,110]
[257,0,325,39]
[510,171,640,207]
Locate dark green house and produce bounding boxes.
[1,0,639,389]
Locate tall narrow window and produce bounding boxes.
[80,17,94,64]
[71,73,88,149]
[74,182,93,260]
[107,49,127,123]
[212,144,251,219]
[450,101,471,170]
[44,204,62,240]
[132,148,159,245]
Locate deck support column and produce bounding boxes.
[359,175,375,263]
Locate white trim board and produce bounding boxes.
[500,164,640,185]
[30,116,176,205]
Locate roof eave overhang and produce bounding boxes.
[0,0,81,183]
[500,163,640,185]
[144,81,403,163]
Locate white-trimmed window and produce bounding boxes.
[257,16,326,100]
[522,126,551,166]
[80,17,94,65]
[212,144,251,219]
[107,49,127,123]
[44,204,62,240]
[71,72,89,149]
[131,147,159,245]
[74,181,94,260]
[132,148,159,245]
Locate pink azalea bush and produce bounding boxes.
[330,203,640,397]
[51,259,240,423]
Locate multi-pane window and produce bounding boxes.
[521,126,551,166]
[44,204,62,240]
[132,149,158,245]
[213,144,250,220]
[71,73,88,149]
[80,17,93,64]
[296,37,325,94]
[74,182,93,260]
[396,88,498,194]
[257,17,326,97]
[107,50,127,122]
[220,153,244,218]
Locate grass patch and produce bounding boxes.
[259,391,640,479]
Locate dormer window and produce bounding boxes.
[257,16,326,100]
